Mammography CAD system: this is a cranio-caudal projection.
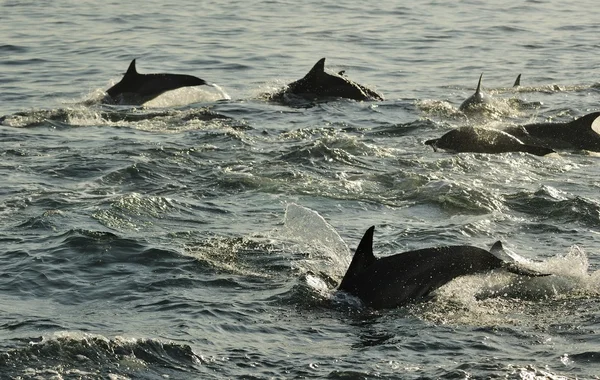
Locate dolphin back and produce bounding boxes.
[105,59,207,105]
[425,126,554,156]
[504,112,600,151]
[338,230,553,309]
[347,244,505,309]
[275,58,383,102]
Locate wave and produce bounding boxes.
[0,332,204,379]
[504,185,600,227]
[0,105,240,132]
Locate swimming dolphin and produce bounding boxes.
[459,73,492,112]
[104,59,208,105]
[425,126,555,156]
[338,227,547,309]
[504,112,600,152]
[269,58,383,102]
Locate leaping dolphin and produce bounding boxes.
[424,126,555,156]
[269,58,383,102]
[104,59,208,105]
[338,226,548,309]
[504,112,600,152]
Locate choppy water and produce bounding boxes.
[2,0,600,378]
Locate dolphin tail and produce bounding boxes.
[424,139,439,152]
[339,226,377,290]
[492,241,551,277]
[503,263,551,277]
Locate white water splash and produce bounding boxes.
[210,83,231,100]
[416,244,600,326]
[273,203,351,289]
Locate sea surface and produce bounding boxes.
[1,0,600,378]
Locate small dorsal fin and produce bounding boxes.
[339,226,377,290]
[125,59,138,76]
[475,73,483,94]
[490,241,504,255]
[306,58,326,77]
[513,74,521,87]
[338,70,346,76]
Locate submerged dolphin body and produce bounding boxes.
[504,112,600,152]
[424,126,555,156]
[338,227,547,309]
[104,59,208,105]
[270,58,383,102]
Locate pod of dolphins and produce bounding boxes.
[104,58,600,156]
[101,58,599,309]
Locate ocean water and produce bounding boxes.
[2,0,600,378]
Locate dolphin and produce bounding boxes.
[424,126,555,156]
[269,58,383,102]
[104,59,208,105]
[503,112,600,152]
[459,73,492,112]
[338,227,548,309]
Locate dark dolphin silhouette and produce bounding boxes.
[338,227,548,309]
[504,112,600,152]
[104,59,208,105]
[425,126,555,156]
[459,73,492,112]
[269,58,383,102]
[513,74,522,87]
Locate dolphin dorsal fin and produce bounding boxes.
[490,241,504,255]
[513,74,521,87]
[475,73,483,94]
[339,226,377,290]
[306,58,326,78]
[489,240,513,261]
[125,59,138,76]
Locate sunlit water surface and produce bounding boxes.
[1,0,600,378]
